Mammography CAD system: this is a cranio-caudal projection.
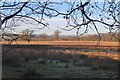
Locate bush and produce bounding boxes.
[20,67,43,78]
[91,59,108,70]
[3,53,25,67]
[38,60,47,65]
[64,64,69,68]
[79,55,88,59]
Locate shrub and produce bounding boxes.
[79,55,88,59]
[20,67,43,78]
[64,64,69,68]
[91,59,108,70]
[3,53,24,67]
[38,60,47,65]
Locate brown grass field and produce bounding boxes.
[1,41,119,46]
[1,41,119,49]
[2,41,120,61]
[2,41,120,78]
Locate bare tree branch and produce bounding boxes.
[2,2,29,25]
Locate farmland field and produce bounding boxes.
[1,41,120,78]
[1,41,119,46]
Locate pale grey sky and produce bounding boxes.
[10,18,113,35]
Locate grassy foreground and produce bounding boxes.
[2,41,119,78]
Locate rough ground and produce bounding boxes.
[2,41,119,78]
[3,59,119,78]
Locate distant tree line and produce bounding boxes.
[19,30,118,42]
[2,29,118,42]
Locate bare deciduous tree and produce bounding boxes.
[39,33,48,41]
[0,0,120,41]
[53,30,61,40]
[20,29,34,43]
